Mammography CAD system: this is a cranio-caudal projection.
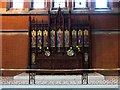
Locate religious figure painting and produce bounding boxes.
[57,28,63,47]
[43,30,49,47]
[37,30,42,48]
[84,29,89,47]
[78,29,83,47]
[65,29,69,47]
[31,30,36,47]
[50,29,55,47]
[72,29,77,47]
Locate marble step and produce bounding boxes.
[14,72,104,81]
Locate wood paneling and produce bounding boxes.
[0,35,2,69]
[113,2,119,7]
[1,1,6,8]
[1,15,118,30]
[119,15,120,29]
[2,16,29,30]
[2,33,29,75]
[0,16,2,29]
[92,34,118,68]
[1,14,119,75]
[24,1,29,8]
[1,16,48,30]
[119,33,120,68]
[47,1,50,9]
[91,15,119,29]
[0,2,1,8]
[2,33,119,75]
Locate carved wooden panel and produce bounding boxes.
[29,8,92,73]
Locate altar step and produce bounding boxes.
[14,72,104,81]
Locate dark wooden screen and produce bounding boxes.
[29,8,92,74]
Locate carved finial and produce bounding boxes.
[36,19,38,23]
[58,4,61,12]
[32,17,35,23]
[59,4,60,8]
[41,19,43,24]
[48,8,50,14]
